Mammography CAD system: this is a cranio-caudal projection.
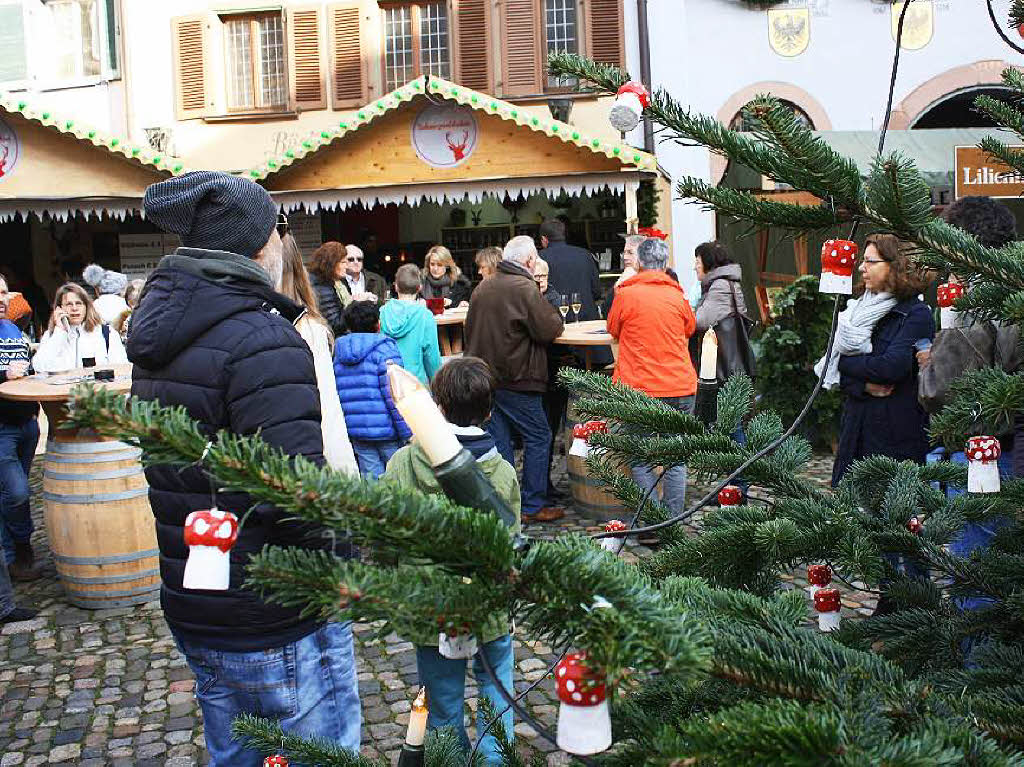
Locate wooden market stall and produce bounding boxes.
[247,75,671,276]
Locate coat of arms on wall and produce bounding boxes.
[768,6,810,57]
[891,0,933,50]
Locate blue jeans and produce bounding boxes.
[415,635,514,766]
[175,622,361,767]
[630,396,695,514]
[351,439,402,479]
[0,419,39,564]
[487,389,551,515]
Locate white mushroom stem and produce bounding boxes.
[819,271,852,295]
[183,545,231,591]
[438,633,477,659]
[817,610,841,632]
[557,698,612,755]
[940,307,958,330]
[967,459,1000,493]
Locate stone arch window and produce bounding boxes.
[911,86,1014,129]
[729,99,815,132]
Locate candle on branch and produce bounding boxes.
[397,687,428,767]
[695,329,719,426]
[699,328,718,381]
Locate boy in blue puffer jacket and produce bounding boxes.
[334,301,412,477]
[380,264,442,385]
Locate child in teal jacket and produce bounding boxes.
[380,264,442,384]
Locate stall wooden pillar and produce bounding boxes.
[624,179,639,234]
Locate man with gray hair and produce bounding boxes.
[607,237,698,513]
[465,236,566,521]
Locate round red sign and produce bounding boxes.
[0,117,19,182]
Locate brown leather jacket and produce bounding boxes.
[464,260,564,392]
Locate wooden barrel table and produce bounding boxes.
[563,393,628,521]
[0,365,160,609]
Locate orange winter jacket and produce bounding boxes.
[607,270,697,397]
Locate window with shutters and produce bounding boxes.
[380,2,450,92]
[543,0,578,90]
[221,12,288,112]
[26,0,120,87]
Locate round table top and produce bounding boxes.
[553,320,613,346]
[0,364,133,403]
[435,309,468,326]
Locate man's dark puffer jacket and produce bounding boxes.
[128,248,327,652]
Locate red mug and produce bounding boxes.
[425,297,445,315]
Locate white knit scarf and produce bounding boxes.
[814,291,897,390]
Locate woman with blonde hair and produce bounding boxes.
[422,245,472,307]
[281,234,358,474]
[33,282,128,373]
[474,246,502,284]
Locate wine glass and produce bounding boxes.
[570,292,582,323]
[558,294,570,322]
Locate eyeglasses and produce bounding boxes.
[861,258,887,266]
[346,257,363,263]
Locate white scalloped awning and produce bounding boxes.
[0,197,146,223]
[271,172,643,213]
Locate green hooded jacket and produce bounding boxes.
[385,431,520,646]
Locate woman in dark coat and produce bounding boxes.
[832,234,934,486]
[422,245,472,307]
[308,242,351,338]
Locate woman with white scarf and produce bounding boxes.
[816,234,933,486]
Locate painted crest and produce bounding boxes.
[891,0,933,50]
[768,7,810,57]
[411,104,478,169]
[0,117,19,182]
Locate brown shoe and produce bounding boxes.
[9,542,41,582]
[531,506,565,522]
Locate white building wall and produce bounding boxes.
[648,0,1018,297]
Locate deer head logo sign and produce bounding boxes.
[412,105,478,168]
[0,118,18,181]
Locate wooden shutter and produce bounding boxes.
[171,15,211,120]
[288,7,327,110]
[329,2,368,107]
[501,0,543,97]
[452,0,491,92]
[584,0,625,68]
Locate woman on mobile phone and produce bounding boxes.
[32,283,127,373]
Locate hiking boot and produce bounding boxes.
[9,542,40,582]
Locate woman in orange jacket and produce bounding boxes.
[607,238,698,511]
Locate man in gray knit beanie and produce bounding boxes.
[128,171,363,763]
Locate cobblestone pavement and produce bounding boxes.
[0,451,871,766]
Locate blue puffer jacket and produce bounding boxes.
[333,333,412,442]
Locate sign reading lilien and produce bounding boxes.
[411,104,478,168]
[955,145,1024,200]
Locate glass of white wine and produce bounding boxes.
[558,294,570,322]
[570,292,582,323]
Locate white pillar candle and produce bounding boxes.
[699,329,718,381]
[387,362,461,466]
[406,687,428,747]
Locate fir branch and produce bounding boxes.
[232,713,384,766]
[676,178,844,231]
[715,374,755,437]
[66,386,516,579]
[864,152,935,238]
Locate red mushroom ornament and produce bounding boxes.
[819,240,858,295]
[609,81,650,133]
[601,519,627,552]
[264,757,288,767]
[966,436,1002,494]
[814,587,842,632]
[907,516,923,535]
[569,420,607,459]
[183,508,239,590]
[718,485,742,507]
[936,281,964,329]
[555,653,612,755]
[807,564,832,597]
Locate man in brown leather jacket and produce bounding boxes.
[465,236,565,521]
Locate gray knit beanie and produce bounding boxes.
[143,171,277,258]
[83,264,129,296]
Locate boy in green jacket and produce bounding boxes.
[384,357,519,764]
